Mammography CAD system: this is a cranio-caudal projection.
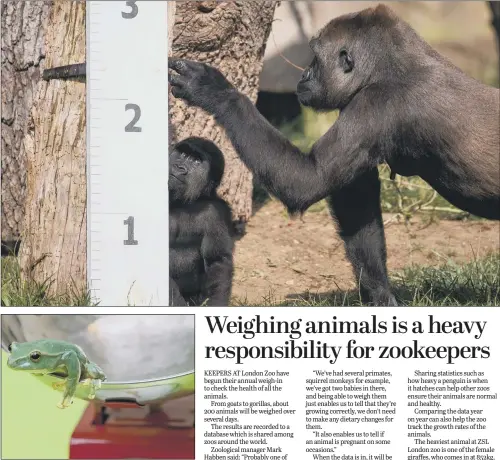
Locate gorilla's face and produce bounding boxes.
[169,147,210,204]
[169,137,225,205]
[297,35,358,112]
[297,11,382,112]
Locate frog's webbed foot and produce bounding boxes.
[81,378,102,399]
[57,397,73,409]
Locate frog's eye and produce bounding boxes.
[7,343,12,352]
[30,351,42,362]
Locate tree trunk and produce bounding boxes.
[19,0,86,294]
[1,0,51,250]
[170,1,279,230]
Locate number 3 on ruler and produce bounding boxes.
[124,216,138,245]
[121,1,138,19]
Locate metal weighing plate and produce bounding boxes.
[1,315,195,405]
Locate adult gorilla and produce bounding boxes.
[169,5,500,306]
[169,137,234,306]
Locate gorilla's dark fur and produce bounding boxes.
[169,137,233,306]
[169,5,500,306]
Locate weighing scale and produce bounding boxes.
[1,315,195,459]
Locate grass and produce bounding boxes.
[1,256,94,306]
[233,253,500,307]
[392,252,500,306]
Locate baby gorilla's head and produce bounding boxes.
[169,137,225,204]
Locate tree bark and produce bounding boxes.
[170,1,279,230]
[1,0,51,248]
[19,1,86,295]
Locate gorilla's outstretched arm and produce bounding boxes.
[169,59,379,215]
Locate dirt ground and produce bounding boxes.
[231,200,500,304]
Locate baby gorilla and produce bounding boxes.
[169,137,234,306]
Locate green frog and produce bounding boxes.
[7,339,106,409]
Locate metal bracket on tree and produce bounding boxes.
[42,63,87,81]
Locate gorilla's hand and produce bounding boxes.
[169,59,235,115]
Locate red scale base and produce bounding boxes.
[70,402,195,459]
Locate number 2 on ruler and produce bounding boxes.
[125,104,142,132]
